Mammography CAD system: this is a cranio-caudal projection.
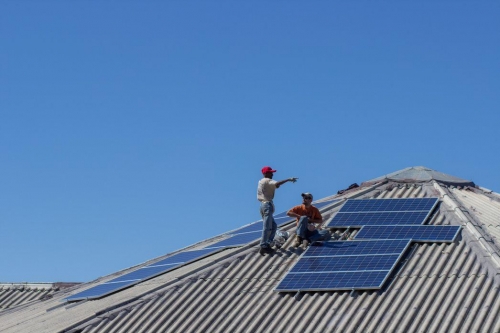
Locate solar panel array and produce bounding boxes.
[327,198,439,228]
[275,239,411,291]
[65,248,222,301]
[276,197,462,293]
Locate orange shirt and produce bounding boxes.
[289,204,322,225]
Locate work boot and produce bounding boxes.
[259,246,274,256]
[293,235,303,248]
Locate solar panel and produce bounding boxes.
[340,198,438,213]
[228,222,263,235]
[273,211,289,219]
[275,271,392,291]
[150,248,222,267]
[274,239,411,292]
[64,280,137,301]
[275,216,293,226]
[204,231,261,249]
[227,216,293,236]
[327,211,430,227]
[355,225,461,242]
[108,265,175,282]
[65,248,223,301]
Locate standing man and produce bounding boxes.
[287,192,323,248]
[257,166,297,255]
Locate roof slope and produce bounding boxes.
[1,166,500,333]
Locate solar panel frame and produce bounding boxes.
[354,225,461,243]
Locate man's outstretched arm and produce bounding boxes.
[275,177,298,188]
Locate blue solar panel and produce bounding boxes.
[292,254,400,272]
[355,225,461,242]
[340,198,438,213]
[273,211,289,219]
[305,239,411,257]
[150,248,221,267]
[229,222,263,235]
[65,280,136,301]
[327,211,430,227]
[275,271,391,291]
[275,216,293,226]
[107,265,176,282]
[204,231,261,249]
[65,248,222,301]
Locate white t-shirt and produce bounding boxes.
[257,178,278,202]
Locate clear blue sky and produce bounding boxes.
[1,2,499,282]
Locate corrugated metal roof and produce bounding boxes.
[1,167,500,333]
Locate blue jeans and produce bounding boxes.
[260,201,277,248]
[296,216,321,243]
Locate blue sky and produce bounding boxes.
[1,2,499,282]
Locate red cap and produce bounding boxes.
[261,166,277,174]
